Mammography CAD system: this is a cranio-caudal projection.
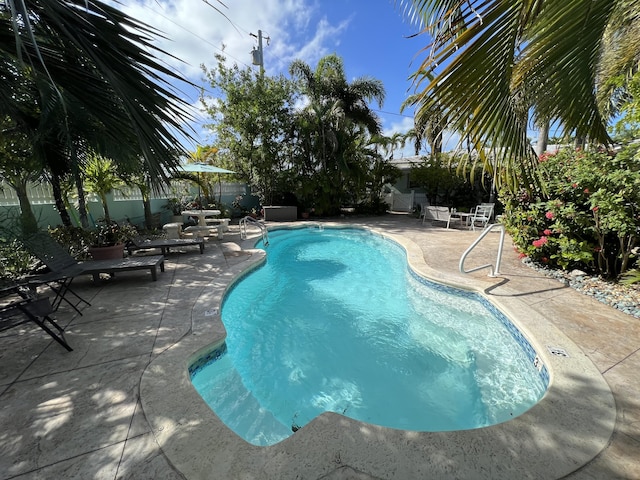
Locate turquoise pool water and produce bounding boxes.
[191,227,547,446]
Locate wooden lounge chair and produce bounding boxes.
[24,232,165,284]
[126,236,205,256]
[0,296,72,351]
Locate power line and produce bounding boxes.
[130,1,253,69]
[372,109,414,119]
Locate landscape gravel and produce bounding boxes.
[523,259,640,319]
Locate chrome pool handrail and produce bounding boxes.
[459,223,505,277]
[240,216,269,245]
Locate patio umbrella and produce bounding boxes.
[177,163,235,208]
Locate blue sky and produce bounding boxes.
[115,0,436,157]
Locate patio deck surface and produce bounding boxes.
[1,215,638,479]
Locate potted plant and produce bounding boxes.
[87,221,138,260]
[163,197,187,222]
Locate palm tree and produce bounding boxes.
[289,54,386,213]
[371,132,407,160]
[399,0,640,189]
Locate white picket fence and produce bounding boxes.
[0,179,248,206]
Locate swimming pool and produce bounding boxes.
[191,227,548,446]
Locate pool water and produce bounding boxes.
[191,227,547,446]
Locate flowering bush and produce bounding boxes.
[500,145,640,278]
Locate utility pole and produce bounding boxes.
[250,30,269,76]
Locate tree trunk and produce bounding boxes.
[536,120,549,156]
[430,127,443,156]
[74,169,89,228]
[50,171,72,227]
[143,193,154,229]
[14,181,38,234]
[100,193,111,224]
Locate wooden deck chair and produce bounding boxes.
[0,297,73,351]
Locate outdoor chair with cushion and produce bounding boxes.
[421,205,451,225]
[0,295,73,351]
[127,236,205,256]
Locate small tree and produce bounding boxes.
[410,154,487,209]
[201,55,296,205]
[83,154,125,224]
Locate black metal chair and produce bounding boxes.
[0,296,73,351]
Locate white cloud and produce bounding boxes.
[115,0,344,82]
[383,116,414,137]
[107,0,350,146]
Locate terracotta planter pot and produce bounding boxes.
[88,243,125,260]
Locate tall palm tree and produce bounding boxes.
[289,54,386,213]
[290,54,385,136]
[399,0,640,189]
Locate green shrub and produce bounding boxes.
[47,226,95,260]
[0,238,35,281]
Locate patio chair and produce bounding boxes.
[421,205,450,225]
[23,232,165,284]
[470,203,495,231]
[0,296,73,351]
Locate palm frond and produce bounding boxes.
[404,0,625,191]
[0,0,201,179]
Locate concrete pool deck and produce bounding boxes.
[0,215,638,479]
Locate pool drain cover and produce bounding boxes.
[547,346,569,357]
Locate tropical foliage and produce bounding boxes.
[0,0,207,235]
[201,55,296,206]
[500,146,640,278]
[401,0,640,188]
[288,54,390,215]
[202,53,400,216]
[410,153,492,209]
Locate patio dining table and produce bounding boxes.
[181,209,221,227]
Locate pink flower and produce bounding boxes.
[584,188,590,194]
[571,183,578,188]
[518,253,527,259]
[543,229,552,236]
[532,236,548,248]
[545,211,555,220]
[541,257,549,263]
[532,236,549,248]
[592,206,599,212]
